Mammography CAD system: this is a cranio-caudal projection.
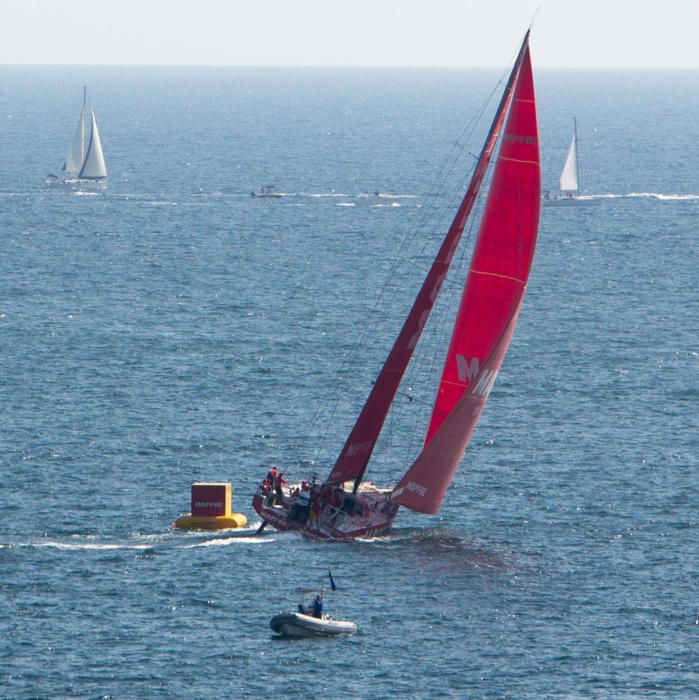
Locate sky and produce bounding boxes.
[2,0,699,68]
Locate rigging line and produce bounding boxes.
[346,65,511,317]
[396,255,481,289]
[399,162,492,461]
[305,65,518,467]
[307,163,478,461]
[308,151,494,468]
[380,51,523,464]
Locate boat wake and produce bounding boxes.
[186,535,274,547]
[254,191,418,201]
[2,522,268,552]
[586,192,699,201]
[4,538,153,551]
[362,526,517,571]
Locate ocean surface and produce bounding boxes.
[1,64,698,699]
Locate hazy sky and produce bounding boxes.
[3,0,699,68]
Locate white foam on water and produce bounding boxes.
[186,535,273,547]
[26,541,152,550]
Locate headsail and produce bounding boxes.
[392,42,540,514]
[325,32,533,490]
[78,111,108,180]
[559,119,578,192]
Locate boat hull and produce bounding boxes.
[270,612,356,637]
[45,176,107,188]
[252,482,399,539]
[542,195,600,206]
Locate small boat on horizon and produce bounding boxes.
[252,31,541,540]
[47,86,107,186]
[543,118,599,205]
[250,185,283,198]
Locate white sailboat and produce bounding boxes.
[558,118,579,196]
[543,118,598,205]
[47,87,107,185]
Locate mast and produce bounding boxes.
[573,117,580,196]
[325,32,532,492]
[82,86,87,164]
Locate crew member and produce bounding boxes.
[312,594,323,619]
[273,471,287,505]
[265,466,277,487]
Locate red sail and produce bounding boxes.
[325,33,532,488]
[392,45,540,514]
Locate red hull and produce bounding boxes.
[252,482,399,540]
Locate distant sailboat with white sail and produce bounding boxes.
[559,119,579,196]
[543,118,598,205]
[47,87,107,185]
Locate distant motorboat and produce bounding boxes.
[47,86,107,186]
[543,118,599,205]
[251,185,282,198]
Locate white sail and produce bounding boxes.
[558,133,578,192]
[78,111,107,180]
[62,108,85,173]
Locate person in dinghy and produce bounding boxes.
[269,573,356,638]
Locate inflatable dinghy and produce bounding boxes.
[270,612,357,638]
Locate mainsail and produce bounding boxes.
[392,43,540,514]
[558,119,578,192]
[326,32,533,490]
[63,104,85,173]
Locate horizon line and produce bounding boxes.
[1,63,698,70]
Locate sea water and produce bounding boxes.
[1,65,698,698]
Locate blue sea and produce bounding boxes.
[1,64,698,698]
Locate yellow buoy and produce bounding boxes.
[173,481,248,530]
